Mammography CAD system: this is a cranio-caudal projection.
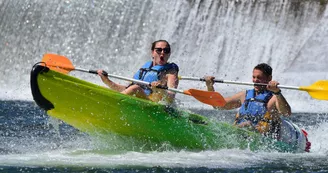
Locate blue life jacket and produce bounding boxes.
[236,89,273,126]
[132,61,179,95]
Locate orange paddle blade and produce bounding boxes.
[41,53,75,74]
[184,89,226,107]
[299,80,328,100]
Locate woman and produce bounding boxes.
[97,40,179,104]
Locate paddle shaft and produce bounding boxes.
[75,67,186,94]
[180,76,300,90]
[42,53,327,101]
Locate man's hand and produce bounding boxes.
[267,80,281,93]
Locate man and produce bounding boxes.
[205,63,291,137]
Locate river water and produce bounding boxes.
[1,0,328,172]
[1,100,328,172]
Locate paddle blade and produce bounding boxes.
[184,89,226,107]
[300,80,328,100]
[41,53,75,74]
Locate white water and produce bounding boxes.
[0,1,328,170]
[1,149,326,169]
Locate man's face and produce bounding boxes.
[252,69,271,91]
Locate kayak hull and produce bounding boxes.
[30,64,307,152]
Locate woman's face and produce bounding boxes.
[151,41,171,65]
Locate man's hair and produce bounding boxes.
[151,40,170,50]
[254,63,272,76]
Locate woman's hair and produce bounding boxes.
[254,63,272,76]
[151,40,170,50]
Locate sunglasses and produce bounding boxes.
[154,48,171,54]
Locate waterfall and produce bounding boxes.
[0,0,327,112]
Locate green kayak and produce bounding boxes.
[30,64,308,152]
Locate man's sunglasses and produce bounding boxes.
[154,48,171,54]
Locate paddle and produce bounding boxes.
[40,53,226,107]
[179,76,328,101]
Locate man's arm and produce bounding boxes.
[267,81,291,116]
[205,76,243,110]
[220,91,244,110]
[273,91,291,116]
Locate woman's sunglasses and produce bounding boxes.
[154,48,171,54]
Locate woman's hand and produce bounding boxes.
[150,81,165,92]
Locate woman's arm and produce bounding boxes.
[97,70,127,92]
[165,70,179,103]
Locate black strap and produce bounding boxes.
[30,63,54,110]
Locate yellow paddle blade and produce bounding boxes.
[41,53,75,74]
[299,80,328,100]
[184,89,226,107]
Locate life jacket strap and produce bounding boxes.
[137,66,167,80]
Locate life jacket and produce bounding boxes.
[132,61,179,95]
[235,89,274,133]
